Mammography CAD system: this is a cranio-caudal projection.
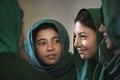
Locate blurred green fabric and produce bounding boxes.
[0,0,56,80]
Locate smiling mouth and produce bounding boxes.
[76,48,85,53]
[77,50,85,54]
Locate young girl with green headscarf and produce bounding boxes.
[24,19,77,80]
[74,8,103,80]
[98,0,120,79]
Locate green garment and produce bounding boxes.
[74,8,103,80]
[0,0,56,80]
[99,0,120,79]
[99,35,120,80]
[24,19,77,80]
[0,53,56,80]
[0,0,22,54]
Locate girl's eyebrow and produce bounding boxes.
[36,35,60,42]
[52,36,60,40]
[36,39,46,43]
[79,32,88,35]
[73,32,88,36]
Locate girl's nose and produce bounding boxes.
[74,37,82,48]
[47,42,54,51]
[99,24,105,33]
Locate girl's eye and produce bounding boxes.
[81,35,87,40]
[74,35,76,39]
[73,35,76,42]
[37,41,46,46]
[54,39,60,43]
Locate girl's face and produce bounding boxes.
[35,28,61,65]
[99,24,114,50]
[74,21,97,59]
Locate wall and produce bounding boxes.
[18,0,101,52]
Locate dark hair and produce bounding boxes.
[32,22,58,44]
[74,9,95,31]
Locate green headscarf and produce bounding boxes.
[74,8,103,80]
[0,0,22,55]
[102,0,120,48]
[98,0,120,79]
[25,19,77,80]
